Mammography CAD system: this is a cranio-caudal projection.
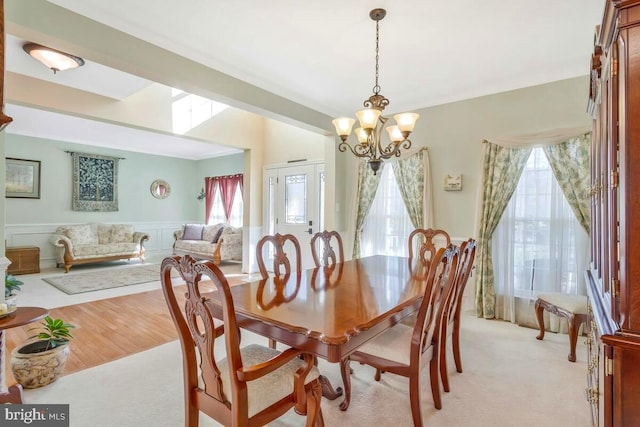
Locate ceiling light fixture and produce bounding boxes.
[23,43,85,74]
[332,8,419,175]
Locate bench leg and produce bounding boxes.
[567,313,588,362]
[535,298,545,341]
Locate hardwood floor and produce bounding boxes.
[4,276,244,383]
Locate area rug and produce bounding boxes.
[42,264,182,295]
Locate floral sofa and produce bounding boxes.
[50,223,149,273]
[173,223,242,265]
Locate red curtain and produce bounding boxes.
[204,177,218,224]
[218,174,243,222]
[205,174,243,224]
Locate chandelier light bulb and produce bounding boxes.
[386,125,404,143]
[356,109,381,130]
[332,117,355,139]
[355,127,369,145]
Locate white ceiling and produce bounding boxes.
[6,0,605,158]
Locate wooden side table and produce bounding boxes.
[0,306,48,403]
[6,246,40,275]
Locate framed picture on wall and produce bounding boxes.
[5,158,41,199]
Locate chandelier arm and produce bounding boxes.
[338,140,374,158]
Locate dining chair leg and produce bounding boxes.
[305,380,324,427]
[452,318,463,373]
[430,355,442,410]
[408,374,424,427]
[185,395,199,427]
[439,328,451,393]
[339,358,352,411]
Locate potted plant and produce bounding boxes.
[5,274,23,297]
[3,274,23,313]
[10,316,76,389]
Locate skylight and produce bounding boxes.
[171,88,228,134]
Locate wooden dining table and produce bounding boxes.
[207,254,429,410]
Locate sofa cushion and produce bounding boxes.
[97,224,113,244]
[211,227,225,243]
[202,224,224,242]
[73,243,141,258]
[182,224,204,240]
[66,224,98,245]
[111,224,134,242]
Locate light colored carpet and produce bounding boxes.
[41,263,182,294]
[21,315,591,427]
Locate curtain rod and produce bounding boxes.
[65,150,125,160]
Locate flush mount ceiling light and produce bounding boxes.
[23,43,85,74]
[332,8,419,174]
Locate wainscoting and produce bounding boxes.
[5,222,187,270]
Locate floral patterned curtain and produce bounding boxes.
[392,148,433,229]
[353,161,384,259]
[543,133,591,234]
[476,143,531,318]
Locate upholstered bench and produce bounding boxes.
[535,292,588,362]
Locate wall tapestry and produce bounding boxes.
[72,152,119,211]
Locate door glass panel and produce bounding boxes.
[285,174,307,224]
[319,172,325,231]
[267,176,277,235]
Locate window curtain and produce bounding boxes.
[217,174,243,222]
[476,143,532,318]
[353,162,385,259]
[475,125,591,318]
[392,148,434,229]
[543,132,591,234]
[204,177,218,224]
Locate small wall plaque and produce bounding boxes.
[444,174,462,191]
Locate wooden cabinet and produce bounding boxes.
[6,246,40,275]
[586,1,640,426]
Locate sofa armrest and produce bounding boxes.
[173,229,184,241]
[221,232,242,247]
[133,232,150,247]
[50,233,73,250]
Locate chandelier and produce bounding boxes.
[332,8,419,175]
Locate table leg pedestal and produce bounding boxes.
[0,329,24,404]
[318,375,343,401]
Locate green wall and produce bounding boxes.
[5,134,243,225]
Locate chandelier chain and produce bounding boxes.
[374,19,380,95]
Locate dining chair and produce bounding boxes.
[346,245,459,427]
[256,233,302,279]
[161,255,324,427]
[407,228,451,262]
[310,230,344,267]
[439,238,477,393]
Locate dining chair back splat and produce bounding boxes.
[310,230,344,267]
[256,233,302,280]
[439,238,477,393]
[408,228,451,263]
[347,245,460,427]
[161,255,324,427]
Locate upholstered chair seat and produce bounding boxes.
[218,344,320,417]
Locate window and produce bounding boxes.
[171,88,228,135]
[493,147,589,304]
[207,181,243,228]
[360,165,414,257]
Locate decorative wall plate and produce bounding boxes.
[150,179,170,199]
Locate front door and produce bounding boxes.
[264,162,324,270]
